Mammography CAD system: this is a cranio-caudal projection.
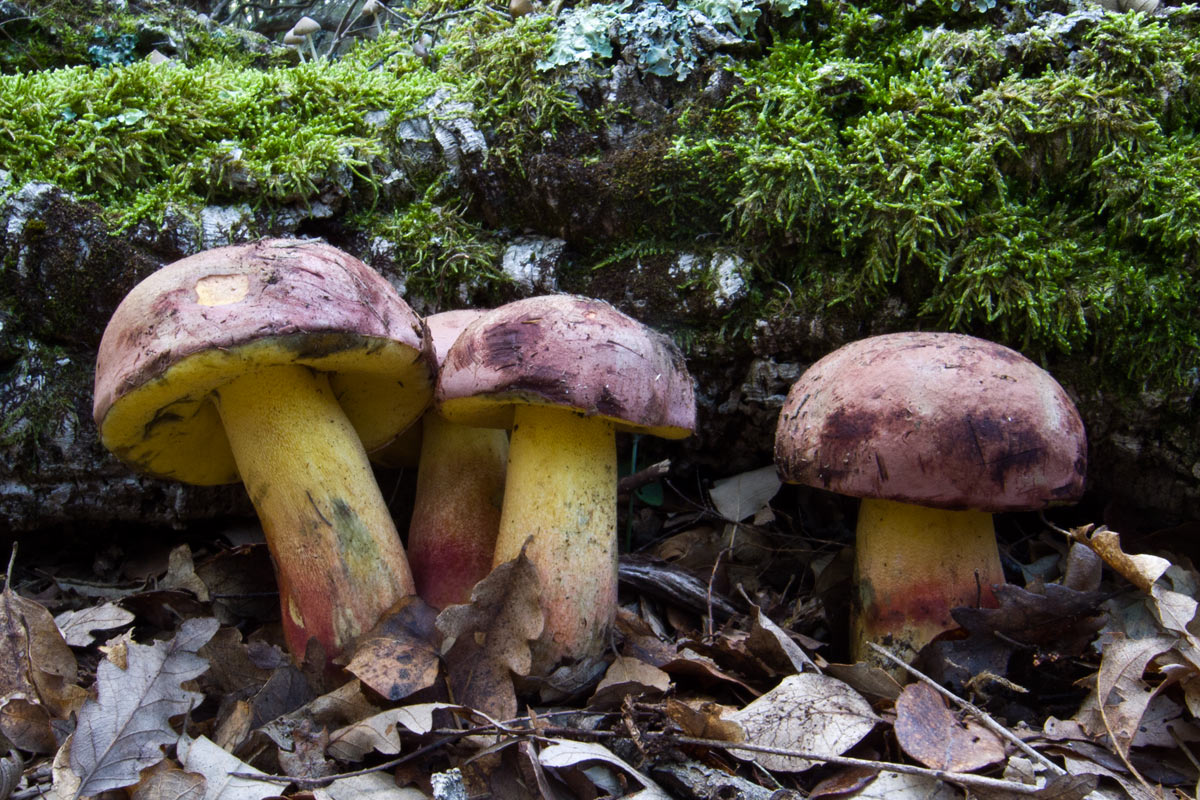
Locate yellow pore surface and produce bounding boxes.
[99,336,432,485]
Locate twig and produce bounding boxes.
[668,735,1053,795]
[617,459,670,500]
[867,643,1067,776]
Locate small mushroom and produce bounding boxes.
[362,0,385,36]
[287,15,322,62]
[405,309,509,609]
[94,239,435,661]
[437,295,695,670]
[774,332,1087,667]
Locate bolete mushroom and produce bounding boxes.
[405,309,509,609]
[437,295,695,669]
[93,239,435,661]
[774,332,1086,666]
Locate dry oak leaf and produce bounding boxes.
[893,682,1005,772]
[1075,632,1176,757]
[1,578,80,713]
[345,595,440,702]
[54,603,136,648]
[1069,525,1169,593]
[538,739,671,798]
[328,703,495,762]
[588,656,671,708]
[129,760,206,800]
[313,771,430,799]
[69,617,219,797]
[176,734,271,800]
[722,673,879,772]
[436,552,543,719]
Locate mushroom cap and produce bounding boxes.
[774,331,1086,512]
[427,308,487,366]
[94,238,435,485]
[437,295,695,438]
[282,30,306,45]
[291,15,322,35]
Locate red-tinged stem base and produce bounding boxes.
[852,497,1003,667]
[408,414,508,608]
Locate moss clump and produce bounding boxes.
[359,188,508,307]
[652,4,1200,390]
[0,42,446,227]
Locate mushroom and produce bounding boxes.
[405,309,509,609]
[286,15,322,61]
[774,331,1086,666]
[362,0,385,36]
[437,295,695,669]
[93,239,435,661]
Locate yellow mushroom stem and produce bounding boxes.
[851,497,1004,666]
[214,363,415,660]
[492,405,617,670]
[407,414,508,609]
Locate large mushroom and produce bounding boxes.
[437,295,695,669]
[93,239,435,661]
[774,332,1086,666]
[405,309,509,609]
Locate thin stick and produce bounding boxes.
[668,734,1055,795]
[867,642,1067,776]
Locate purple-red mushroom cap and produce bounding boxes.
[774,331,1087,512]
[93,238,436,485]
[436,295,696,437]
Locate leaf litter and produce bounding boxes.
[3,473,1200,799]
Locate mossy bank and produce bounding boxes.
[2,0,1198,531]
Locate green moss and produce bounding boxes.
[359,187,508,306]
[653,4,1200,389]
[0,44,447,227]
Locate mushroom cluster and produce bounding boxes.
[96,254,697,673]
[97,241,1085,677]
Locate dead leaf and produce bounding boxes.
[588,657,671,708]
[437,552,544,676]
[971,772,1098,800]
[313,772,430,799]
[538,739,670,798]
[345,595,440,702]
[722,673,879,772]
[893,682,1006,772]
[744,602,818,675]
[708,466,781,522]
[69,617,219,796]
[130,760,206,800]
[1,578,79,711]
[841,771,961,800]
[437,553,543,718]
[54,603,136,647]
[176,734,273,800]
[161,544,210,601]
[1076,632,1175,756]
[328,703,474,761]
[1070,525,1170,593]
[0,696,57,753]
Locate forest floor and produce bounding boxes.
[3,465,1198,800]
